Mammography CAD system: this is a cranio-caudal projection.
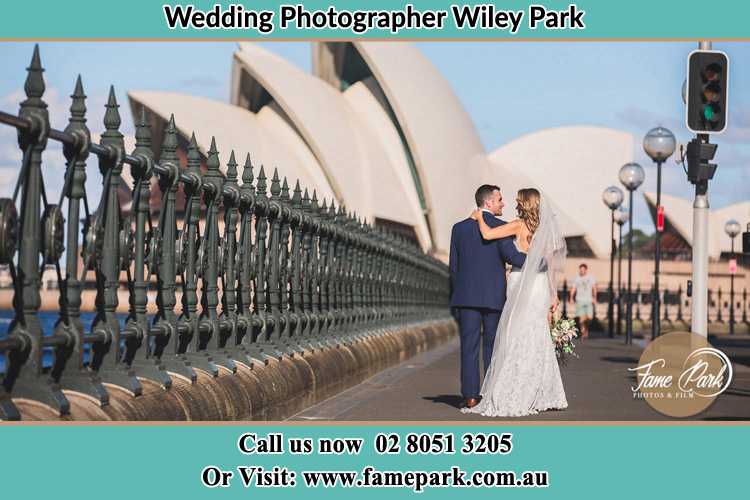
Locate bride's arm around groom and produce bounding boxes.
[470,210,528,253]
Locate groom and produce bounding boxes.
[449,185,527,409]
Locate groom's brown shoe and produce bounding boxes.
[463,398,480,409]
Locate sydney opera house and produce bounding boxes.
[644,192,749,261]
[127,42,638,263]
[2,41,746,312]
[124,40,749,304]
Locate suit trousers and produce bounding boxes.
[456,306,501,399]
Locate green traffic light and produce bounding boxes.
[703,105,719,123]
[687,50,729,132]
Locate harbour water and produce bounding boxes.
[0,311,136,373]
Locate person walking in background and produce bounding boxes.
[569,263,597,340]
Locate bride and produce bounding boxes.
[461,188,568,417]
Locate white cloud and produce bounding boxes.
[0,167,18,197]
[0,89,25,107]
[0,87,137,204]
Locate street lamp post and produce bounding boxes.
[602,186,624,338]
[614,206,629,337]
[725,219,741,335]
[619,162,645,345]
[643,127,676,340]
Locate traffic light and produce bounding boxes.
[685,138,717,184]
[686,50,729,134]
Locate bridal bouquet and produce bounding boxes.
[550,317,579,363]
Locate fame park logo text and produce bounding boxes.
[628,332,733,417]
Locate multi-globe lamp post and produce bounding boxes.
[725,219,742,335]
[614,206,629,337]
[643,126,676,340]
[602,186,624,338]
[619,162,645,345]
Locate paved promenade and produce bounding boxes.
[291,333,750,421]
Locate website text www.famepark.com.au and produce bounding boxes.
[228,465,550,493]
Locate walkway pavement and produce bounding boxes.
[290,333,750,421]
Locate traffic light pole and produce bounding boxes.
[691,149,710,338]
[688,40,716,338]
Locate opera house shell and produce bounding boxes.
[128,42,635,261]
[644,192,750,259]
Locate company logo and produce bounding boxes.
[629,332,733,417]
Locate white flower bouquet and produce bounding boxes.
[550,317,579,363]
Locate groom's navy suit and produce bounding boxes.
[449,211,526,400]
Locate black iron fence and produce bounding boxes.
[558,280,750,334]
[0,46,450,420]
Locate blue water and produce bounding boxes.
[0,311,134,373]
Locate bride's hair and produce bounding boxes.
[517,188,541,243]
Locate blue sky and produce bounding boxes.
[0,41,748,231]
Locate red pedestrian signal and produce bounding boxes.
[656,206,664,233]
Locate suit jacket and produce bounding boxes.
[449,212,527,311]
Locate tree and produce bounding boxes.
[622,229,655,257]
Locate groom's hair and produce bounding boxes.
[475,184,500,207]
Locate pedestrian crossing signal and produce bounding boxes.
[686,50,729,134]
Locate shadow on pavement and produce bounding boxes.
[723,387,750,398]
[600,356,640,364]
[709,336,750,368]
[423,395,464,409]
[701,416,750,421]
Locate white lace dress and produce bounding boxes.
[461,267,568,418]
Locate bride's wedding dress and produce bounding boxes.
[462,197,568,417]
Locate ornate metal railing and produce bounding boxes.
[558,280,750,335]
[0,46,450,420]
